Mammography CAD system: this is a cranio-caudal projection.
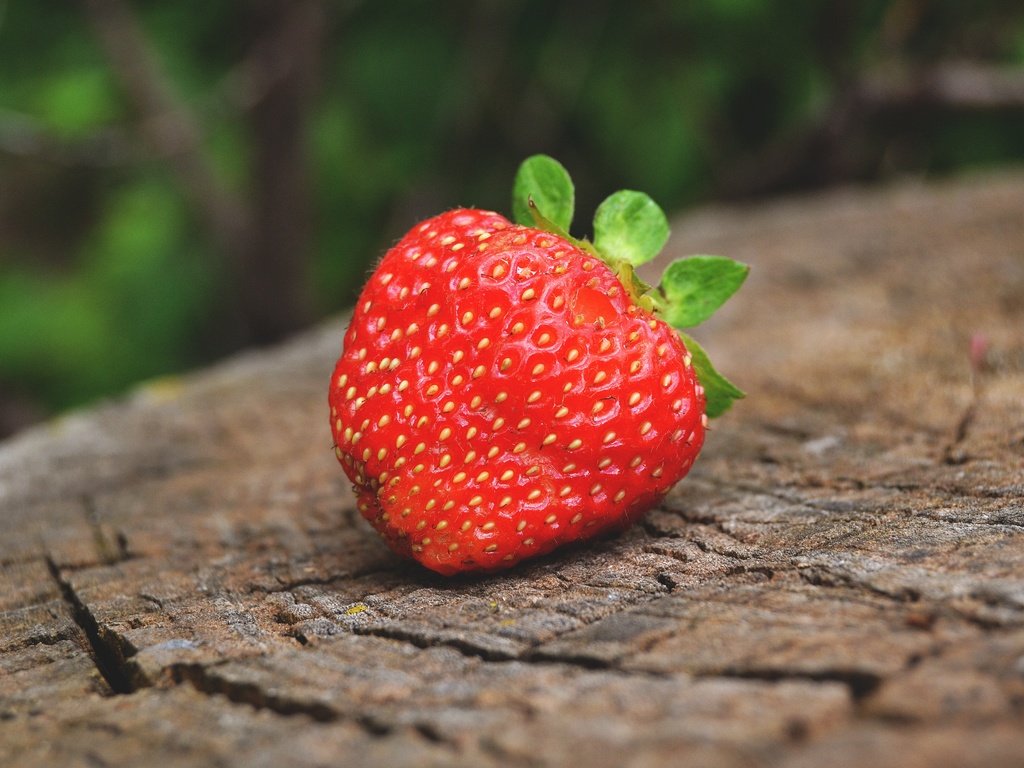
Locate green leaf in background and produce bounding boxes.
[679,331,744,418]
[592,190,669,266]
[35,67,118,137]
[512,155,574,232]
[660,255,749,328]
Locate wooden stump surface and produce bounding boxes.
[2,171,1023,767]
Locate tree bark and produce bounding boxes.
[2,171,1023,767]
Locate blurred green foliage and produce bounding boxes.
[1,0,1023,434]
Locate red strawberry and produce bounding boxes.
[329,157,746,574]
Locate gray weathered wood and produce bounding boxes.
[2,171,1023,767]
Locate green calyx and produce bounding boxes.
[512,154,748,417]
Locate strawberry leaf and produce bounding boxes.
[660,256,749,329]
[592,190,669,267]
[513,155,574,233]
[679,331,744,418]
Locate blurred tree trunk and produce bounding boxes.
[243,0,323,343]
[80,0,324,346]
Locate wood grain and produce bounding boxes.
[2,171,1023,767]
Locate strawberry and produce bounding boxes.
[329,156,747,575]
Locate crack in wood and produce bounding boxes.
[345,614,679,681]
[351,623,521,662]
[639,542,695,565]
[168,662,340,723]
[638,515,759,560]
[697,667,883,703]
[254,564,398,594]
[166,661,466,753]
[43,554,139,694]
[724,564,776,580]
[654,572,679,592]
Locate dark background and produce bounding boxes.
[2,0,1023,438]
